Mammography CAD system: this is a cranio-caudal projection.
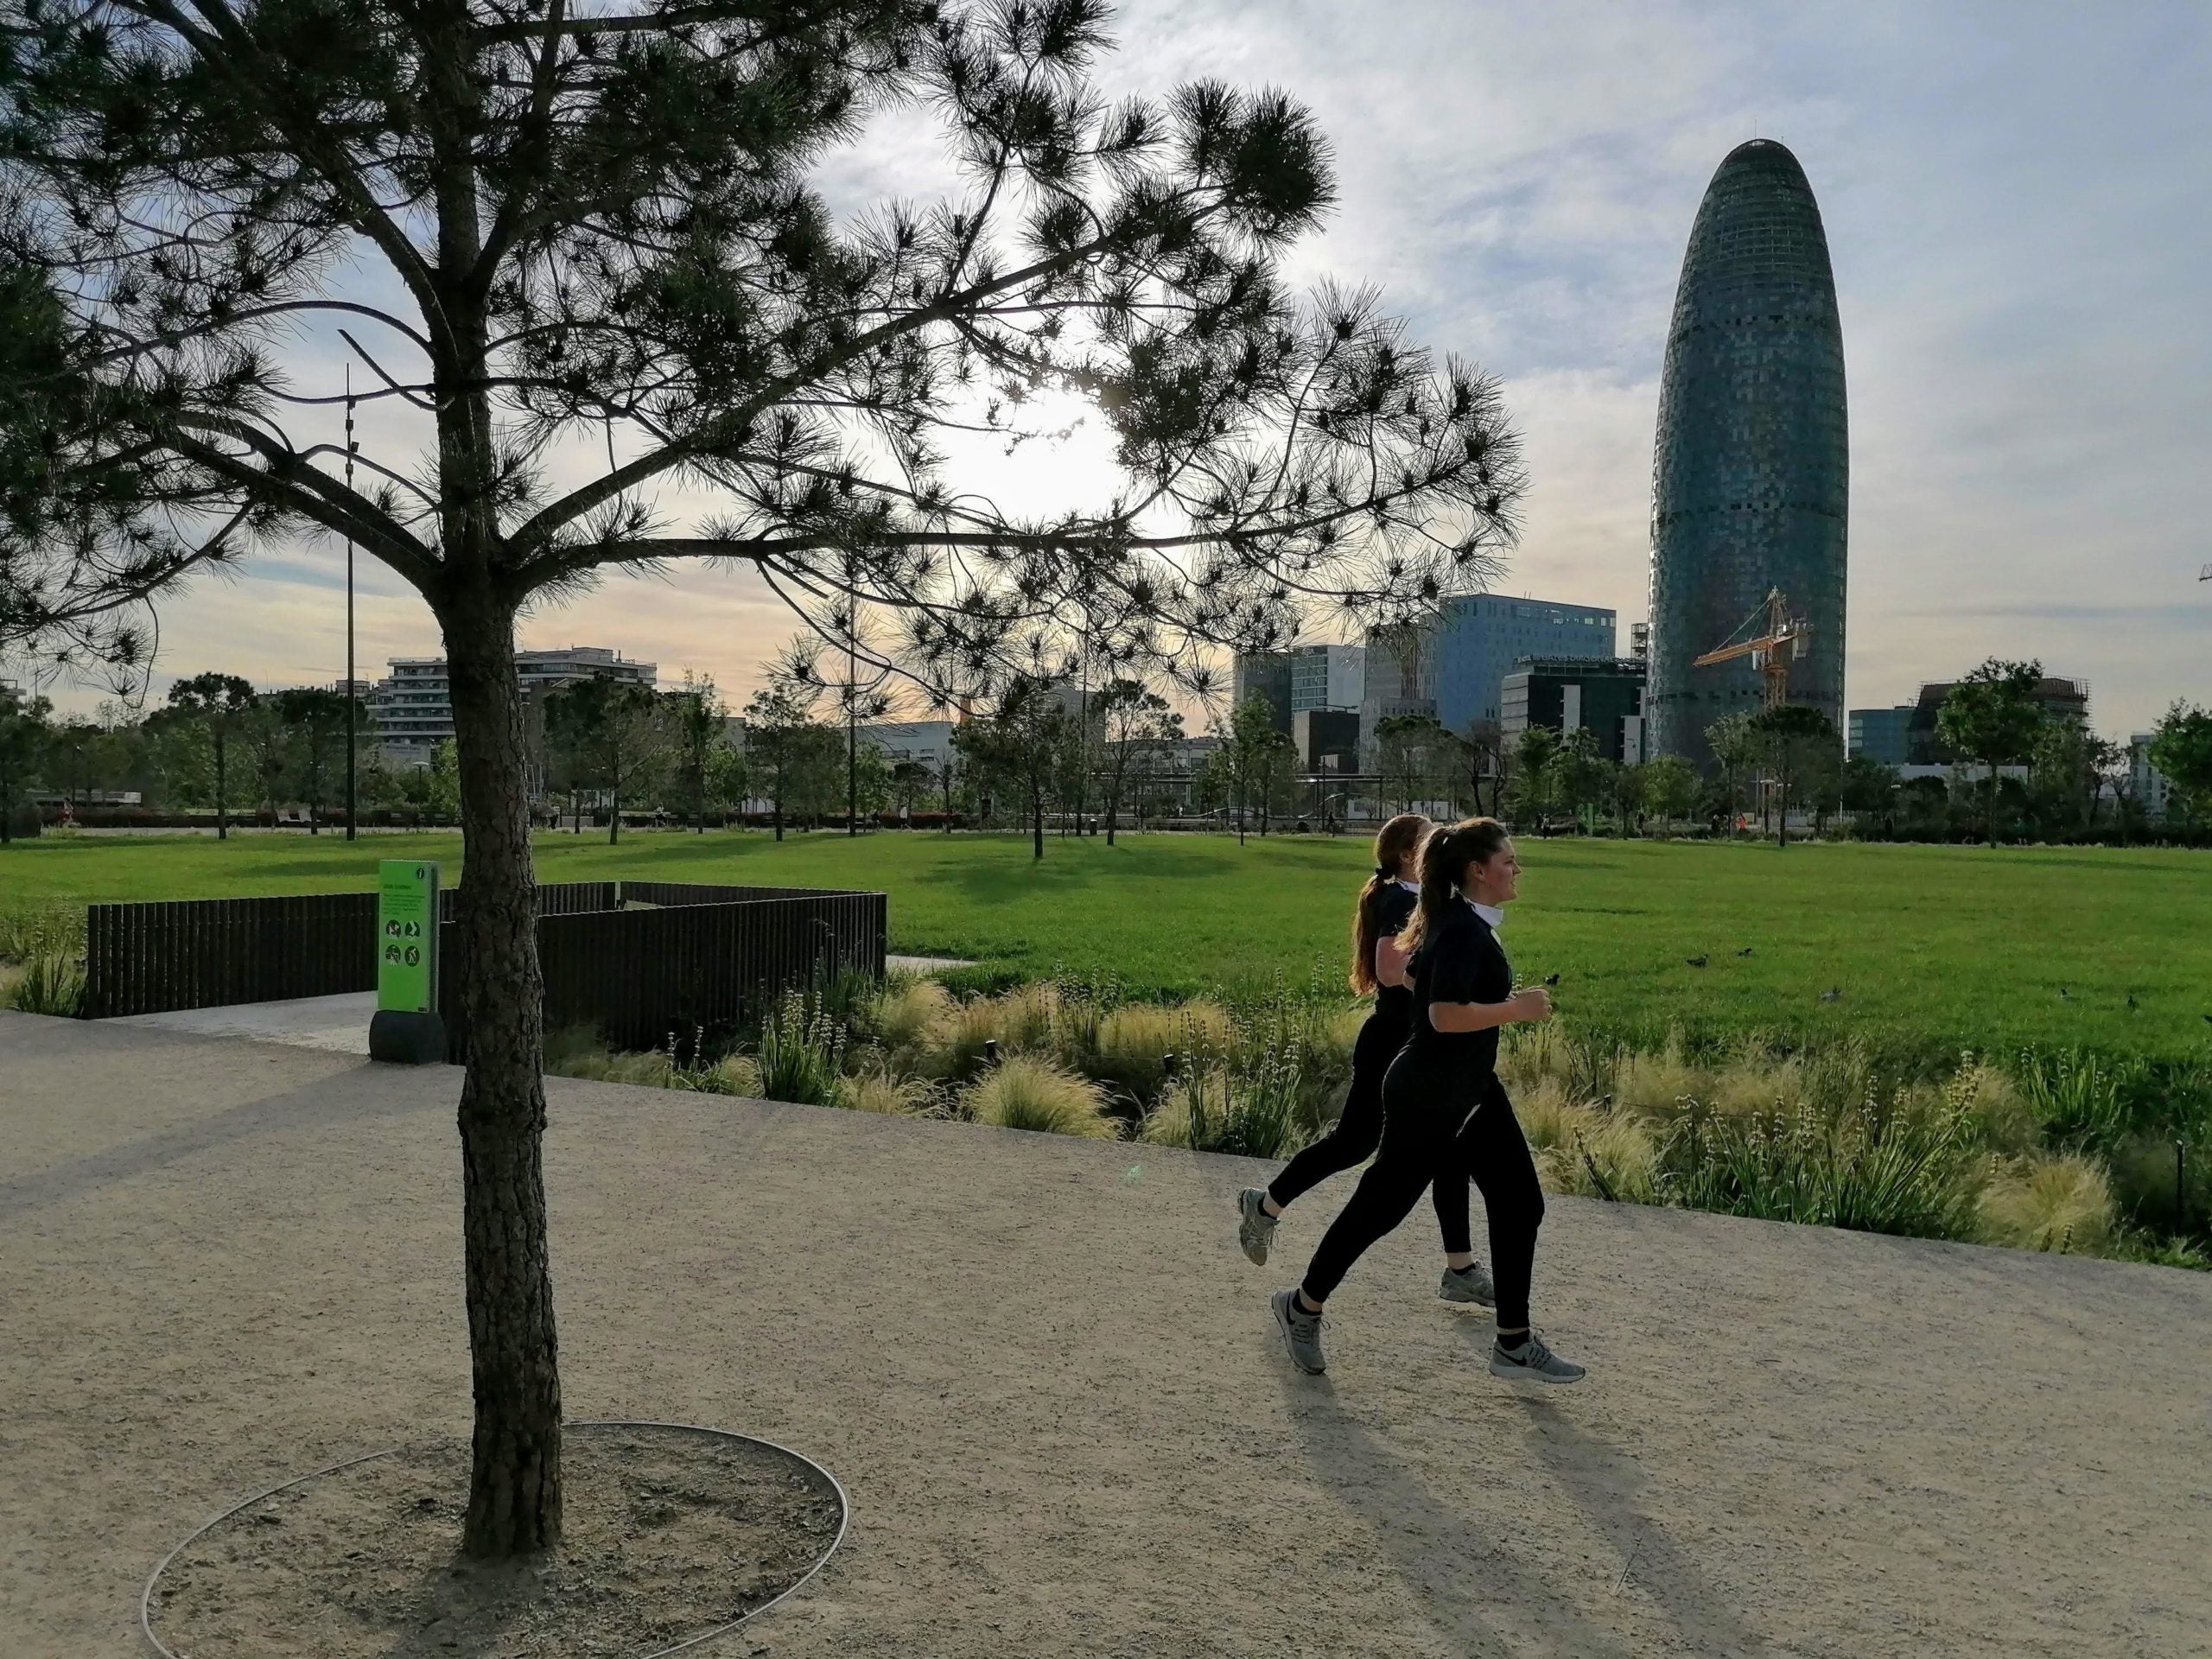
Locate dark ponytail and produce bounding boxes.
[1349,813,1432,993]
[1397,817,1510,959]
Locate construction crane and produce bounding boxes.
[1692,588,1813,709]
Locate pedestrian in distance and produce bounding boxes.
[1236,814,1494,1308]
[1271,817,1585,1384]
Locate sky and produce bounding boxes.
[50,0,2212,738]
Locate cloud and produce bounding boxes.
[43,1,2210,737]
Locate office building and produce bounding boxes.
[1500,658,1649,765]
[1290,644,1366,714]
[371,645,656,764]
[1646,139,1848,766]
[1433,594,1616,733]
[1904,677,2088,766]
[1230,652,1295,732]
[1848,706,1914,768]
[1293,708,1361,772]
[857,718,957,774]
[2129,734,2172,818]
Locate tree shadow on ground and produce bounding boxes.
[0,1062,442,1223]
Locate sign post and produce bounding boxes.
[368,859,446,1064]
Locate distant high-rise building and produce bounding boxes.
[1647,139,1848,767]
[1289,644,1366,715]
[1905,677,2088,766]
[1848,706,1914,768]
[1500,658,1649,765]
[1230,651,1295,733]
[1432,594,1616,732]
[371,645,656,764]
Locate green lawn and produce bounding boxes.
[5,829,2209,1061]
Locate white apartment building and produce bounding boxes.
[372,645,657,765]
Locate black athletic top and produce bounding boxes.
[1402,897,1513,1080]
[1369,882,1420,1020]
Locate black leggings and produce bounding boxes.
[1300,1065,1545,1330]
[1266,1005,1473,1257]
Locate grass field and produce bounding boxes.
[5,828,2209,1062]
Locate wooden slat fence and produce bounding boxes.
[437,887,887,1060]
[83,881,887,1060]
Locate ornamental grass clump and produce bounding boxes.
[963,1054,1118,1138]
[1978,1152,2117,1254]
[755,989,848,1108]
[1661,1088,1983,1241]
[838,1069,938,1116]
[873,976,951,1058]
[1141,1045,1309,1160]
[1092,999,1232,1099]
[6,950,84,1017]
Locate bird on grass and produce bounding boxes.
[1685,956,1707,969]
[1819,988,1843,1003]
[2059,988,2070,1001]
[1542,972,1560,987]
[1736,947,1755,957]
[2126,995,2139,1012]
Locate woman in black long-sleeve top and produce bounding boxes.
[1270,817,1586,1385]
[1234,813,1491,1307]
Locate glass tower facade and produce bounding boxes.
[1647,139,1847,767]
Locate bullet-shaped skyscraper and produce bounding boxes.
[1646,139,1847,767]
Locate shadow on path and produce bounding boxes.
[0,1064,447,1224]
[1278,1363,1642,1659]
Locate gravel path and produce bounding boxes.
[4,1009,2208,1657]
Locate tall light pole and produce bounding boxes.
[344,366,359,841]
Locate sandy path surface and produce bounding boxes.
[3,1009,2209,1657]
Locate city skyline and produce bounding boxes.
[27,1,2209,738]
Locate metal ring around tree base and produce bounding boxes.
[139,1419,852,1659]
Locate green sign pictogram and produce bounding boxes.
[377,860,439,1014]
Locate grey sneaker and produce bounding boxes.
[1489,1332,1586,1385]
[1270,1288,1327,1375]
[1439,1262,1496,1306]
[1236,1187,1279,1266]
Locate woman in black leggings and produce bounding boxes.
[1270,817,1586,1384]
[1235,814,1492,1307]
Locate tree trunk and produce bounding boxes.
[1033,793,1044,860]
[441,594,563,1559]
[215,736,228,840]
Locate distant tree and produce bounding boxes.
[1704,710,1762,831]
[1096,678,1181,845]
[2084,735,2126,825]
[966,676,1070,860]
[1613,760,1648,836]
[2148,702,2212,823]
[1840,753,1897,826]
[543,677,671,845]
[1375,713,1464,817]
[887,757,933,822]
[743,683,823,843]
[275,686,359,833]
[671,676,730,835]
[1463,718,1510,817]
[164,674,259,838]
[1551,726,1609,829]
[1640,753,1696,830]
[0,682,52,841]
[1936,659,2048,845]
[1222,694,1299,840]
[1746,703,1838,849]
[1508,723,1560,824]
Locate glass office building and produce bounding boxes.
[1429,594,1616,733]
[1647,139,1848,767]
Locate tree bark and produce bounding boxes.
[215,735,228,840]
[441,594,563,1559]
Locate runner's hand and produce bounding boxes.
[1510,988,1554,1024]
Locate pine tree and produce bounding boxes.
[0,0,1524,1555]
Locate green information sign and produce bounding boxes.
[377,860,439,1014]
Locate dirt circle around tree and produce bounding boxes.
[142,1421,848,1659]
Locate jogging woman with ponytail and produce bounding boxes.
[1236,815,1494,1309]
[1270,817,1585,1384]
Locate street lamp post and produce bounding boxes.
[344,368,359,842]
